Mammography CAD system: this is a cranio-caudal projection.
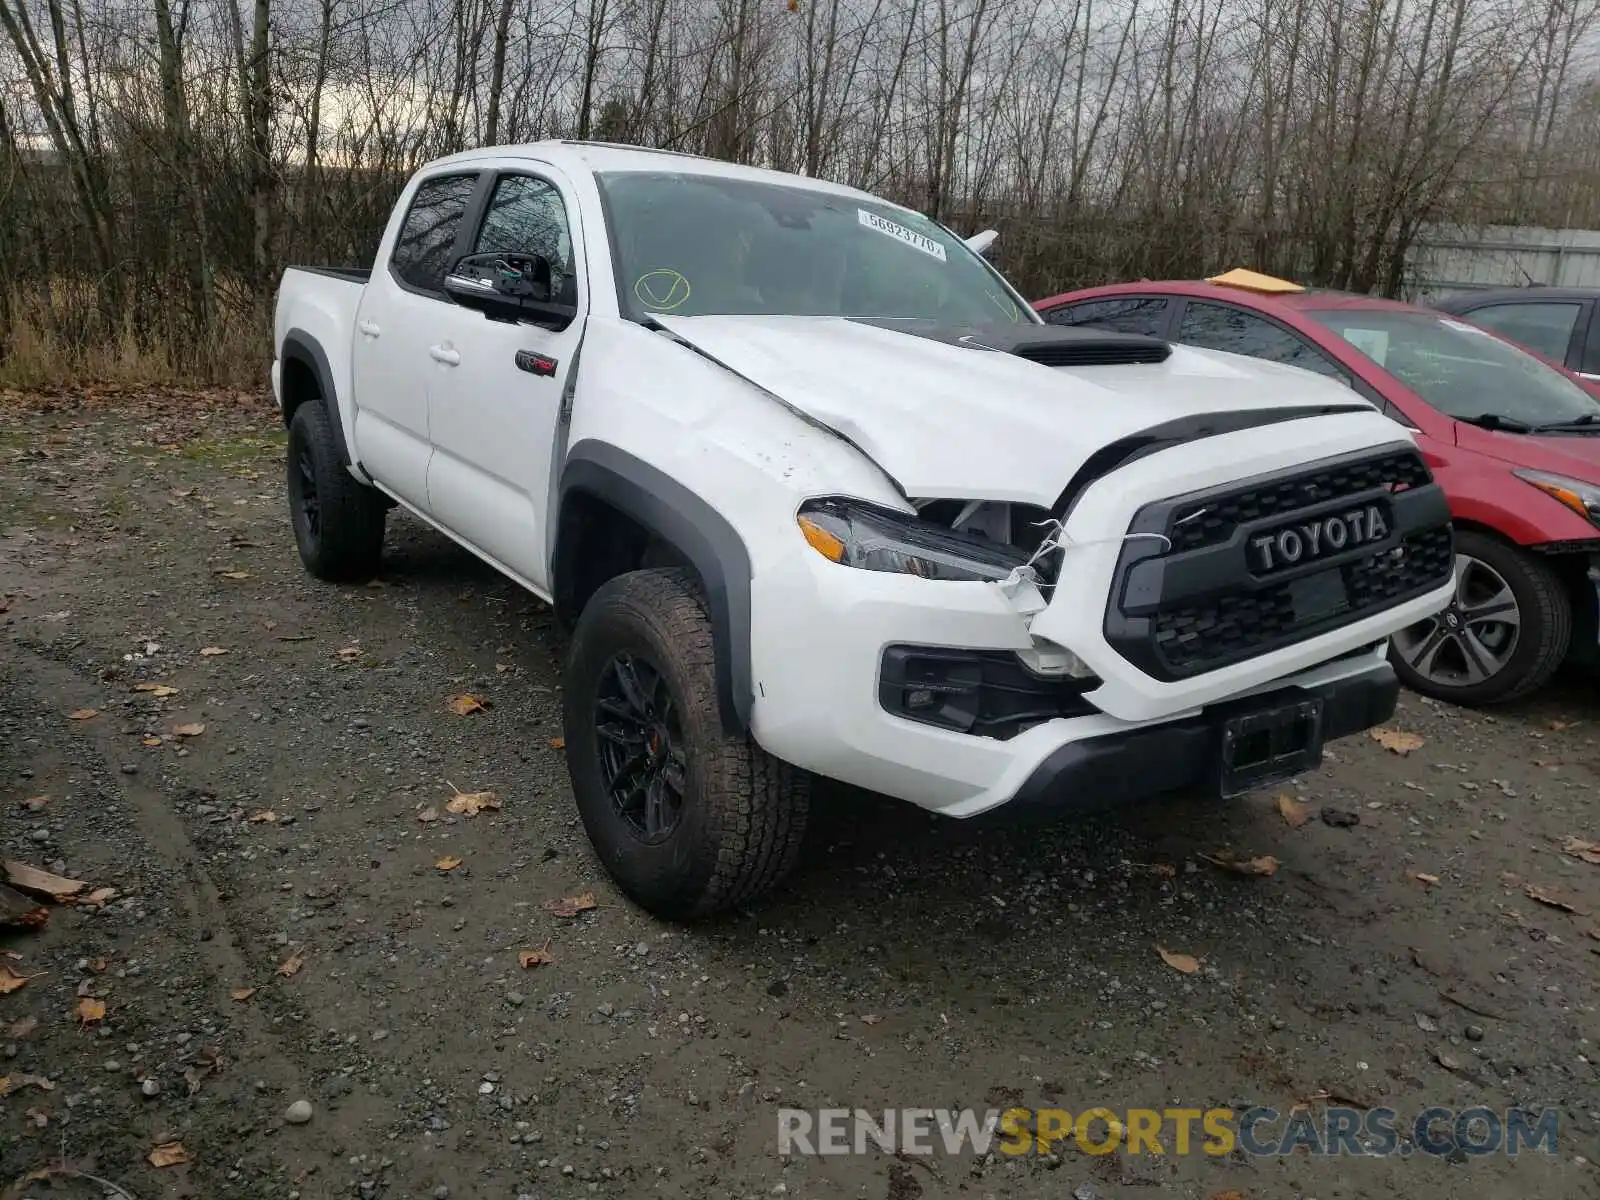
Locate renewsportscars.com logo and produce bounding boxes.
[777,1106,1560,1159]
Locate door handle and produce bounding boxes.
[358,320,380,338]
[429,345,461,366]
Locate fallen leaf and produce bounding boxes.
[88,957,107,972]
[1561,836,1600,866]
[231,987,256,1002]
[1209,1191,1246,1200]
[276,952,305,978]
[74,997,106,1025]
[1,906,48,931]
[199,646,228,656]
[549,736,565,749]
[248,810,277,824]
[1141,862,1177,879]
[143,736,163,747]
[0,1073,52,1096]
[446,694,489,716]
[79,886,117,907]
[1415,872,1441,885]
[1157,946,1200,974]
[415,806,439,824]
[0,965,41,994]
[519,946,555,968]
[335,646,362,663]
[445,788,501,817]
[1200,852,1280,877]
[216,569,250,580]
[20,795,47,812]
[1371,727,1424,754]
[1549,718,1577,732]
[1276,793,1311,827]
[5,1016,38,1038]
[3,861,87,901]
[132,683,180,697]
[435,855,463,871]
[546,891,598,917]
[149,1141,192,1168]
[66,707,98,720]
[1526,884,1582,914]
[172,722,205,737]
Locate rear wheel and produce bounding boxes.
[286,401,386,583]
[562,568,810,920]
[1389,529,1569,705]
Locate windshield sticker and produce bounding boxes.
[858,209,947,262]
[1341,328,1389,365]
[634,269,692,311]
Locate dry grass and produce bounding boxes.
[0,282,269,391]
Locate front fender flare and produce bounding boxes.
[555,440,754,735]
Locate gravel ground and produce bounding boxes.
[0,391,1597,1200]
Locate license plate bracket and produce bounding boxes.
[1218,696,1325,797]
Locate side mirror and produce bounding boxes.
[443,251,577,330]
[965,229,999,257]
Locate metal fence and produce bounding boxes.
[1406,224,1600,302]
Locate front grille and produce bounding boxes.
[1167,450,1432,553]
[1153,526,1453,673]
[1104,445,1454,681]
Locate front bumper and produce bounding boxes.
[745,547,1419,818]
[1010,659,1397,815]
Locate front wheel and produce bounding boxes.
[1389,529,1570,705]
[562,568,810,920]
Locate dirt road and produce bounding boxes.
[1,392,1597,1199]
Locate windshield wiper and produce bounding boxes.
[1530,413,1600,433]
[1458,413,1534,433]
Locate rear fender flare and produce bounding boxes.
[281,330,355,471]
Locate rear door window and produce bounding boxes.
[389,173,480,295]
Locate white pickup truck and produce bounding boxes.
[272,140,1456,919]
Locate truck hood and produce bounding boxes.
[653,314,1376,504]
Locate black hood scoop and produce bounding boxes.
[847,317,1173,367]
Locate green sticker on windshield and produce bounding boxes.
[858,209,947,262]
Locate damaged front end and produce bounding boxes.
[794,495,1103,738]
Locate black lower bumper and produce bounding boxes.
[1009,660,1399,814]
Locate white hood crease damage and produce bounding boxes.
[652,312,1402,681]
[651,312,1376,506]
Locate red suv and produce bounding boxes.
[1034,273,1600,705]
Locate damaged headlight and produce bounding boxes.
[795,498,1030,582]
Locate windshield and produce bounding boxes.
[1309,308,1600,427]
[595,170,1033,326]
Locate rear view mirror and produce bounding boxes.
[444,251,577,331]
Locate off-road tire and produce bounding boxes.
[562,568,810,920]
[286,400,386,583]
[1390,529,1570,706]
